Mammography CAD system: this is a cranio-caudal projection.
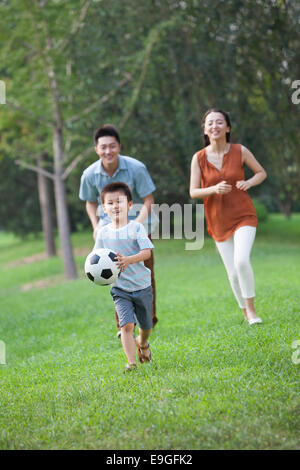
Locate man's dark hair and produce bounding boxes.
[100,182,132,204]
[94,124,121,145]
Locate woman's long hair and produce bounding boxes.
[202,108,231,147]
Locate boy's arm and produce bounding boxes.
[116,249,151,272]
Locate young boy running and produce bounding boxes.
[93,182,154,372]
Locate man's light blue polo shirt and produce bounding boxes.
[79,154,156,231]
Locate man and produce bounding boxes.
[79,124,158,334]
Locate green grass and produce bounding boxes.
[0,214,299,450]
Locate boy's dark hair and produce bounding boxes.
[94,124,121,145]
[100,182,132,204]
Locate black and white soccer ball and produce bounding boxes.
[84,248,120,286]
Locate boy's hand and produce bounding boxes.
[116,249,151,272]
[116,253,130,272]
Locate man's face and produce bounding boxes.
[95,136,121,166]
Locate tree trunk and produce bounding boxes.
[36,153,56,257]
[282,202,292,219]
[52,126,78,279]
[276,195,292,219]
[44,35,78,280]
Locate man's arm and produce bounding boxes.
[86,201,99,240]
[135,193,154,224]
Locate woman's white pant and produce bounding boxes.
[215,226,256,309]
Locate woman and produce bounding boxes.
[190,109,267,324]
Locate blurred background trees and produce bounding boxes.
[0,0,299,270]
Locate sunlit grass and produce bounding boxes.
[0,215,299,449]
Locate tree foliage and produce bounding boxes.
[0,0,299,244]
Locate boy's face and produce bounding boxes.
[95,136,121,167]
[103,190,132,223]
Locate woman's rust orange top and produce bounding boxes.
[197,143,257,242]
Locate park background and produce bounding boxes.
[0,0,299,450]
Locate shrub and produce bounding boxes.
[252,199,269,222]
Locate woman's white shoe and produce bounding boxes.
[248,317,262,325]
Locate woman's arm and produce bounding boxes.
[189,153,232,199]
[236,146,267,191]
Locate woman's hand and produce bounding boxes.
[214,180,232,194]
[236,180,252,191]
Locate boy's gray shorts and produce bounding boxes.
[110,285,153,330]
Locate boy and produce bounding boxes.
[93,182,154,372]
[79,124,158,333]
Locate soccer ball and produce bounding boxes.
[84,248,120,286]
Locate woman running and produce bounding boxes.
[190,108,267,324]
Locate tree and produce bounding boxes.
[0,0,174,277]
[116,0,300,213]
[36,153,56,256]
[1,0,299,245]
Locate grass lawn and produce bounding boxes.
[0,214,299,450]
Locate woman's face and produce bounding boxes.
[204,112,230,142]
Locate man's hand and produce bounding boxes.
[93,226,98,241]
[86,201,99,240]
[135,193,154,224]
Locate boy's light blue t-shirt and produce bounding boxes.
[79,155,156,232]
[93,220,154,292]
